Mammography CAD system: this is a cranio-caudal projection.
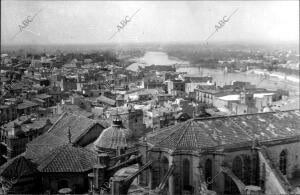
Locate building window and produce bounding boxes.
[230,156,244,194]
[204,159,212,190]
[279,150,287,175]
[183,159,190,190]
[232,156,243,181]
[243,155,252,185]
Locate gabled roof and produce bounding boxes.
[25,133,66,163]
[0,155,37,181]
[97,95,116,106]
[60,104,94,118]
[26,112,102,163]
[147,110,300,152]
[37,144,97,173]
[44,112,99,143]
[2,115,58,133]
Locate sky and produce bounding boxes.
[1,1,299,45]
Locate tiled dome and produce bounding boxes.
[93,117,132,152]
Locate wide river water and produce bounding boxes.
[127,51,299,97]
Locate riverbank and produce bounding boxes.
[247,69,299,83]
[127,51,299,95]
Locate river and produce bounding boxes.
[127,51,299,97]
[127,51,189,71]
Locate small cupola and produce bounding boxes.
[112,116,122,127]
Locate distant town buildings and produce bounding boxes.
[0,47,299,194]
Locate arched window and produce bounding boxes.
[183,159,190,189]
[232,156,243,181]
[204,159,212,190]
[229,156,243,194]
[243,155,252,185]
[279,150,287,175]
[161,156,169,182]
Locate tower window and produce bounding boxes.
[183,159,190,189]
[204,159,212,190]
[279,150,287,175]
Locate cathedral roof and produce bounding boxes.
[37,144,97,173]
[146,110,300,153]
[93,119,132,151]
[26,112,103,163]
[0,155,37,181]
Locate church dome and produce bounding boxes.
[93,118,132,152]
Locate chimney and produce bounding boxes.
[46,119,52,126]
[10,123,22,138]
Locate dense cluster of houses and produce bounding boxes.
[0,52,298,195]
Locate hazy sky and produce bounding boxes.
[1,1,299,45]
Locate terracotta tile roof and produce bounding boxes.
[44,112,99,143]
[37,144,97,173]
[3,115,58,132]
[26,112,102,163]
[147,110,300,152]
[61,105,94,118]
[25,133,66,163]
[0,155,37,181]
